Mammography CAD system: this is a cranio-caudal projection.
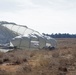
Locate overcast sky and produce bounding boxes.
[0,0,76,34]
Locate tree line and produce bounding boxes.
[42,33,76,38]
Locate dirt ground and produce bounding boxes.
[0,38,76,75]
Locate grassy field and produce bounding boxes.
[0,38,76,75]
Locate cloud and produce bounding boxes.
[50,0,76,10]
[31,0,76,10]
[0,0,40,12]
[0,0,76,12]
[0,0,21,12]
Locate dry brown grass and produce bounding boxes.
[0,38,76,75]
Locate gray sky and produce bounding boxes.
[0,0,76,34]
